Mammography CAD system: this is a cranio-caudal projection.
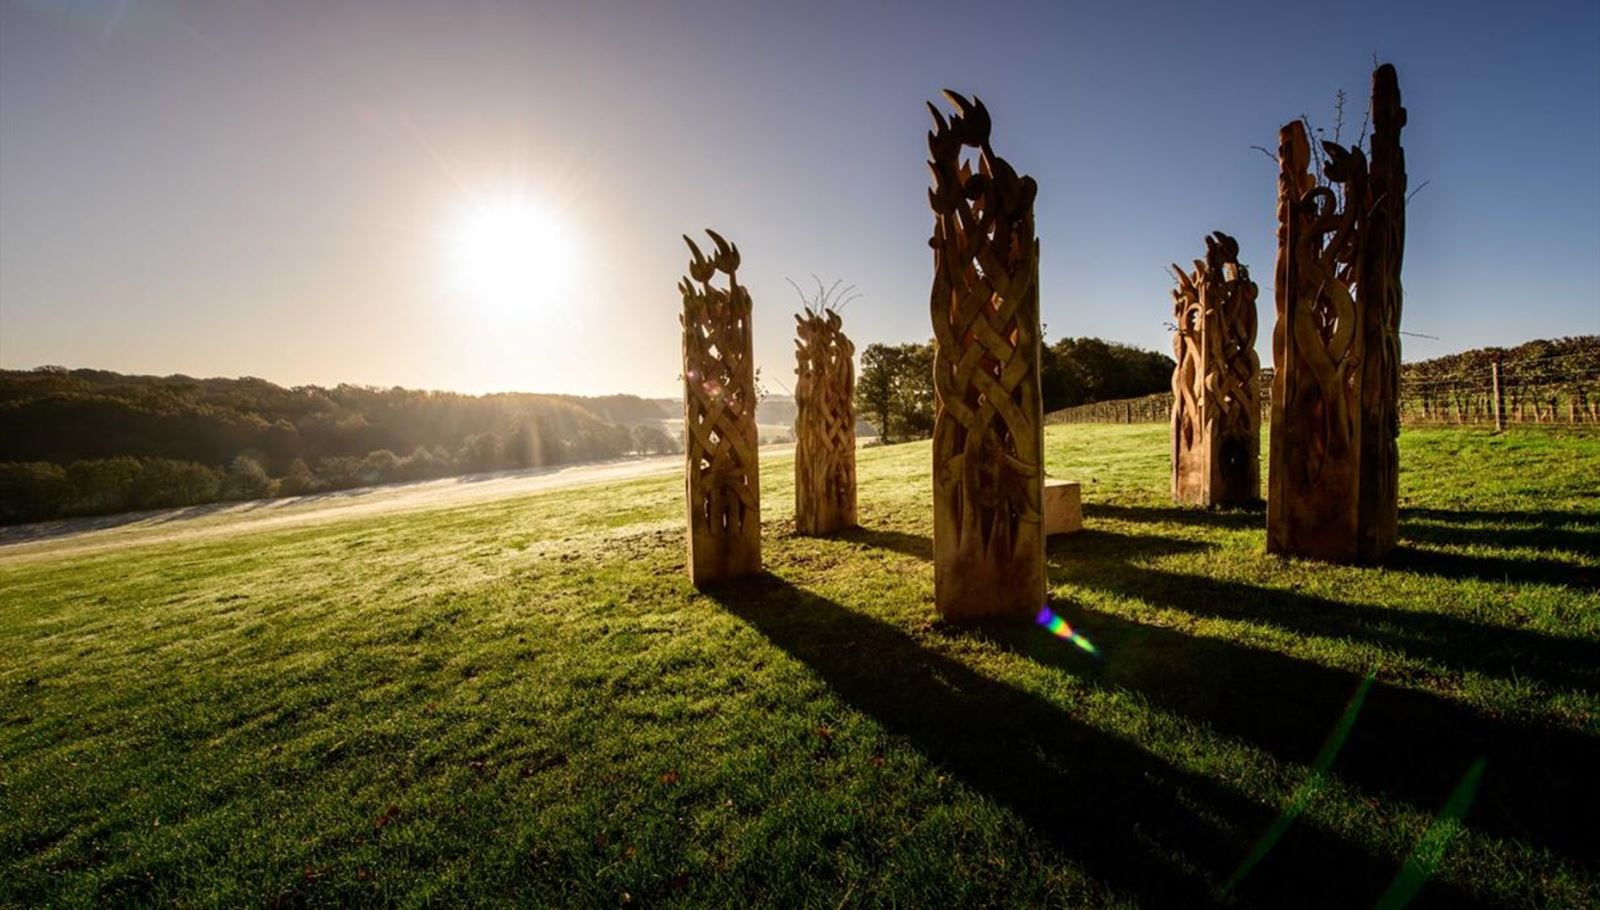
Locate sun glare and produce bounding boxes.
[448,196,577,318]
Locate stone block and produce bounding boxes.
[1044,479,1082,536]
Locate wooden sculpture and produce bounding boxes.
[679,230,760,585]
[793,306,857,535]
[1170,231,1261,507]
[1268,64,1407,562]
[1357,64,1407,561]
[926,91,1045,621]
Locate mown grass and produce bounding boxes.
[1,424,1596,908]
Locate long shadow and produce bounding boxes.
[1403,507,1600,527]
[1400,512,1600,555]
[707,574,1482,908]
[1387,545,1597,590]
[1053,531,1600,695]
[832,525,933,561]
[1036,545,1600,868]
[1084,502,1263,532]
[1085,503,1600,566]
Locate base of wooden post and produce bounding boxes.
[1044,479,1082,536]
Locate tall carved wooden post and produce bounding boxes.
[679,230,760,585]
[1171,231,1261,507]
[1356,64,1406,561]
[1268,64,1406,562]
[927,91,1045,620]
[793,307,857,535]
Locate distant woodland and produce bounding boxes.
[855,336,1175,443]
[6,335,1580,525]
[0,369,686,524]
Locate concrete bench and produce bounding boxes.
[1044,479,1083,536]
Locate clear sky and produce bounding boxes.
[2,0,1597,396]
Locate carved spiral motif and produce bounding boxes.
[1269,64,1407,562]
[1171,232,1260,506]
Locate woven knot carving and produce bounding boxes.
[793,307,857,535]
[679,229,760,584]
[926,90,1045,620]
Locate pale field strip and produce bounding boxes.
[0,445,798,564]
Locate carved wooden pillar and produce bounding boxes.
[1357,64,1406,561]
[679,230,760,585]
[793,307,857,535]
[1268,63,1407,562]
[1171,231,1261,507]
[926,91,1044,620]
[1267,119,1363,561]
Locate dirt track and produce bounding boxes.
[0,446,794,563]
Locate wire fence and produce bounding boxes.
[1044,357,1600,428]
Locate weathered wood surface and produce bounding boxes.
[1356,64,1406,561]
[793,307,857,535]
[1268,64,1406,562]
[1171,231,1261,507]
[926,90,1045,620]
[679,230,760,585]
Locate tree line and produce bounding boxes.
[1398,335,1599,424]
[0,368,682,524]
[854,336,1174,442]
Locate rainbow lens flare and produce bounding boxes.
[1034,606,1100,657]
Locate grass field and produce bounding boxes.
[2,424,1596,907]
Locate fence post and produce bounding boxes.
[1491,356,1504,433]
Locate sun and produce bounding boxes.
[447,195,577,318]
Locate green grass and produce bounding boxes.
[2,424,1596,907]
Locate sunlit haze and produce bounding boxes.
[446,194,579,325]
[2,0,1597,396]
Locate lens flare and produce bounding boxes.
[1034,605,1100,657]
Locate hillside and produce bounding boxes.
[0,369,689,523]
[2,424,1595,906]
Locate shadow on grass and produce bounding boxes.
[1054,530,1600,695]
[832,526,933,561]
[1387,545,1596,590]
[1400,511,1600,555]
[1085,503,1600,577]
[1037,535,1600,869]
[1084,501,1264,531]
[706,573,1482,908]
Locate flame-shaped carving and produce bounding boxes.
[793,307,856,535]
[1171,231,1261,507]
[1269,64,1407,561]
[926,90,1044,620]
[679,229,760,584]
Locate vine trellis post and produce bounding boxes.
[926,90,1045,620]
[1170,231,1261,507]
[793,307,857,535]
[1268,64,1406,562]
[679,230,761,585]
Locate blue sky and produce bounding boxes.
[2,0,1597,395]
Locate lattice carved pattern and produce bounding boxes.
[1268,64,1407,561]
[926,91,1045,620]
[793,307,857,536]
[1170,231,1261,507]
[679,230,760,585]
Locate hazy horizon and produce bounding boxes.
[3,0,1597,398]
[5,328,1596,401]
